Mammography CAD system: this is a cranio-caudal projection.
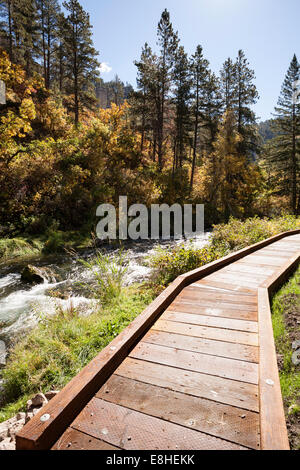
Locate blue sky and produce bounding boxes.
[78,0,300,121]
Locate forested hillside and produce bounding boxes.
[0,1,299,243]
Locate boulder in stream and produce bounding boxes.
[21,265,56,284]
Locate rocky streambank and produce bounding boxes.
[0,391,60,450]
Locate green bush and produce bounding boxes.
[149,244,225,287]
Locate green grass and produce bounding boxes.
[272,266,300,412]
[0,284,154,423]
[0,231,94,262]
[0,238,44,261]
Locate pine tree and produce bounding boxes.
[36,0,60,89]
[220,58,237,111]
[234,50,259,156]
[220,51,259,158]
[0,0,14,59]
[133,42,158,155]
[62,0,99,125]
[0,0,40,71]
[13,0,40,73]
[190,46,222,189]
[264,55,300,214]
[156,9,178,169]
[172,45,191,171]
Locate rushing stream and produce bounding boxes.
[0,233,211,345]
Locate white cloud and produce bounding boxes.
[99,62,112,74]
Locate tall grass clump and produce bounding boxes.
[0,238,43,260]
[80,250,128,305]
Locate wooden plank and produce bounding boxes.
[152,319,259,346]
[143,330,259,362]
[192,281,257,294]
[259,248,297,256]
[167,302,258,321]
[219,265,275,277]
[115,357,259,411]
[52,428,120,450]
[196,279,257,294]
[258,288,290,450]
[71,398,248,450]
[171,298,257,312]
[130,342,259,384]
[236,256,285,267]
[97,375,260,449]
[181,287,257,305]
[162,310,258,333]
[204,273,261,288]
[144,329,259,362]
[249,250,291,259]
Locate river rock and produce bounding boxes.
[0,340,6,368]
[21,265,56,284]
[31,392,48,408]
[45,390,60,401]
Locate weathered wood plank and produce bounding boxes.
[97,375,260,449]
[182,286,257,304]
[196,279,257,294]
[52,428,120,450]
[236,256,285,267]
[115,357,260,411]
[166,301,258,321]
[143,330,259,362]
[130,342,259,384]
[152,319,259,346]
[162,310,258,333]
[72,398,248,450]
[170,298,257,312]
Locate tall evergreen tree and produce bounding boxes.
[62,0,99,125]
[172,45,191,171]
[220,51,259,158]
[264,55,300,214]
[36,0,60,89]
[220,58,237,111]
[0,0,40,71]
[156,9,178,169]
[234,49,259,156]
[133,42,158,155]
[0,0,14,59]
[190,46,222,189]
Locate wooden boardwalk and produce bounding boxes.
[16,231,300,450]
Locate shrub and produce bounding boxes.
[149,243,225,287]
[211,215,300,253]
